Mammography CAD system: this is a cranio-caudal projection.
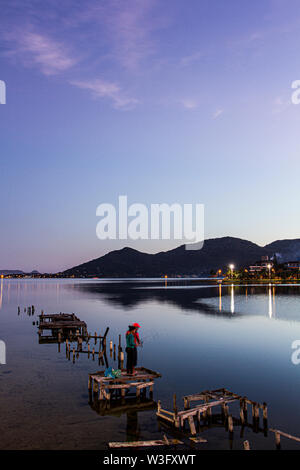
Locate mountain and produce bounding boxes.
[0,269,40,275]
[0,270,24,275]
[62,236,300,277]
[265,239,300,263]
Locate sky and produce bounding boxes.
[1,0,300,272]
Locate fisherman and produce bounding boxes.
[132,322,141,372]
[125,325,137,375]
[132,322,141,346]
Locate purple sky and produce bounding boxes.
[1,0,300,272]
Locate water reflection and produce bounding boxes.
[0,277,3,310]
[230,284,234,314]
[72,280,300,322]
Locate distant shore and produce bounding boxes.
[1,274,300,284]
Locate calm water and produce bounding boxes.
[1,278,300,450]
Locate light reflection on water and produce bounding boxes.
[0,279,300,450]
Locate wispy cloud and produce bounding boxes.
[272,96,291,114]
[70,78,139,109]
[4,30,77,75]
[180,51,205,67]
[64,0,160,70]
[212,108,224,119]
[181,99,198,109]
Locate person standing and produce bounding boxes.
[132,323,141,371]
[132,323,141,346]
[126,325,137,375]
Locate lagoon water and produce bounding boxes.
[1,278,300,450]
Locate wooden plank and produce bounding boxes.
[189,437,208,443]
[156,412,175,423]
[188,416,196,435]
[159,409,175,417]
[177,398,237,417]
[105,384,131,390]
[270,429,300,443]
[136,381,154,390]
[109,439,183,448]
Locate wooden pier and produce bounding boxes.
[157,388,268,436]
[38,312,88,336]
[88,367,161,401]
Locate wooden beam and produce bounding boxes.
[109,439,183,448]
[270,428,300,443]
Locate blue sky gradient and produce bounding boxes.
[1,0,300,272]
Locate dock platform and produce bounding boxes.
[88,367,161,401]
[157,388,268,436]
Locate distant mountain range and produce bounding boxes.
[0,270,40,275]
[61,236,300,278]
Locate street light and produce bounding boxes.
[229,264,234,279]
[267,263,271,279]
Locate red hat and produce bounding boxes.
[133,323,141,328]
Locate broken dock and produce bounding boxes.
[88,367,161,401]
[157,388,268,436]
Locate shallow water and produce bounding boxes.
[1,278,300,450]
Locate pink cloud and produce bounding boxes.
[70,78,139,109]
[4,30,77,75]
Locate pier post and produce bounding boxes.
[275,431,281,449]
[243,440,250,450]
[228,415,233,433]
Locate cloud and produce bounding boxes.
[180,51,204,67]
[272,96,291,114]
[212,108,224,119]
[70,78,139,109]
[66,0,161,70]
[4,30,77,75]
[181,99,198,109]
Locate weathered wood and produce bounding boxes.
[270,428,300,443]
[243,440,250,450]
[177,398,237,418]
[157,408,174,417]
[156,413,175,423]
[105,383,131,390]
[108,439,183,448]
[263,403,268,420]
[189,437,208,443]
[136,381,154,390]
[188,416,196,435]
[228,415,233,433]
[240,407,245,424]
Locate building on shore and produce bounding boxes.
[249,256,273,274]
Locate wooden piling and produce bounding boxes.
[275,431,281,448]
[240,407,245,425]
[243,440,250,450]
[228,415,233,433]
[254,404,260,419]
[188,416,196,435]
[263,402,268,420]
